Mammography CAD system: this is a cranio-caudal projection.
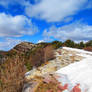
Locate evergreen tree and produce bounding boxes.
[51,40,62,49]
[63,39,75,48]
[85,40,92,47]
[79,41,85,49]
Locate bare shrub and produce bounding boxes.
[29,48,44,67]
[84,46,92,52]
[29,45,55,67]
[0,55,26,92]
[44,45,55,62]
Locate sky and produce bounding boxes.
[0,0,92,50]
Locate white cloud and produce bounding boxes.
[43,22,92,42]
[0,13,38,37]
[25,0,88,22]
[0,0,91,22]
[0,38,22,51]
[37,40,45,43]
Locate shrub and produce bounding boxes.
[85,40,92,47]
[44,45,55,62]
[51,41,62,49]
[84,46,92,52]
[29,45,55,67]
[0,55,26,92]
[29,48,44,67]
[25,62,33,71]
[78,41,85,49]
[63,39,75,48]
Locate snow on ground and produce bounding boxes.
[56,47,92,92]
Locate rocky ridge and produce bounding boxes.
[25,48,83,79]
[0,42,37,64]
[12,42,37,53]
[23,47,84,92]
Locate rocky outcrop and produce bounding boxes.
[13,42,37,53]
[0,42,37,64]
[22,81,40,92]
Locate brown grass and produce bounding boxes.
[0,45,55,92]
[35,76,59,92]
[0,55,26,92]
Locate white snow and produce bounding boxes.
[63,47,92,55]
[56,47,92,92]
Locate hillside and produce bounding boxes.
[0,41,92,92]
[24,47,92,92]
[0,41,55,92]
[0,42,37,64]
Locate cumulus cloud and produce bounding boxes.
[43,22,92,42]
[25,0,88,22]
[0,13,38,37]
[37,40,45,43]
[0,0,91,22]
[0,38,22,51]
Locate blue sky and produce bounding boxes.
[0,0,92,50]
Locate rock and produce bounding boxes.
[13,42,37,53]
[22,81,40,92]
[0,42,37,64]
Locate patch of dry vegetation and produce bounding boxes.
[84,46,92,51]
[0,55,26,92]
[28,45,55,67]
[0,45,55,92]
[34,74,68,92]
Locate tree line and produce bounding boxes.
[51,39,92,51]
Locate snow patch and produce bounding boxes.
[56,47,92,92]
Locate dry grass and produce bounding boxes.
[35,77,59,92]
[0,55,26,92]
